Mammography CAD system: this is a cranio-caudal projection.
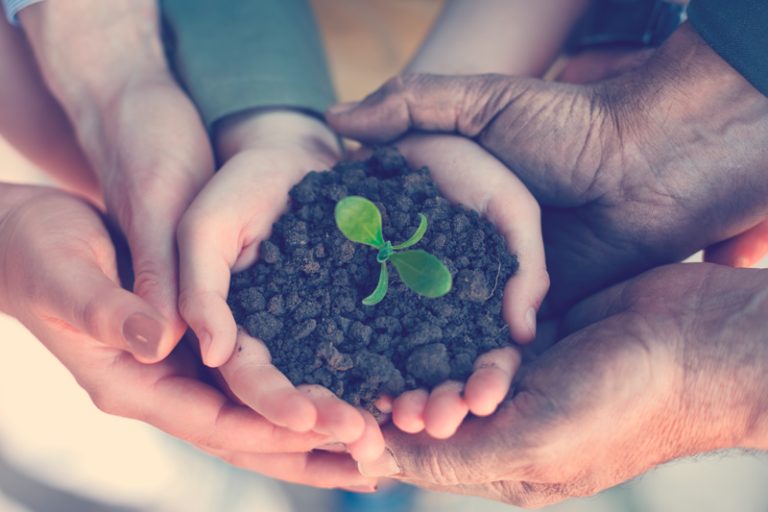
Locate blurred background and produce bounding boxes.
[3,1,768,511]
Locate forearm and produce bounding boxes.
[407,0,591,76]
[19,1,166,111]
[162,0,335,130]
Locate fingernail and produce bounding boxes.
[525,307,537,338]
[327,102,357,115]
[341,485,378,493]
[317,442,347,453]
[357,448,401,478]
[122,313,162,357]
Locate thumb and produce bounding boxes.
[327,74,548,144]
[38,257,171,363]
[358,405,530,485]
[326,74,523,143]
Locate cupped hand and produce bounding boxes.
[381,134,546,438]
[176,110,384,460]
[356,263,768,507]
[0,184,376,489]
[20,0,215,357]
[328,22,768,313]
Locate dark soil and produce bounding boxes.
[228,148,518,412]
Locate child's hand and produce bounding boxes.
[384,134,549,438]
[176,110,384,462]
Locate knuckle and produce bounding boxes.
[132,263,167,299]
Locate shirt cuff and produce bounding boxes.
[2,0,45,25]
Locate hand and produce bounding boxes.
[0,184,377,490]
[176,110,384,461]
[356,263,768,507]
[379,134,546,438]
[328,22,768,313]
[20,1,214,354]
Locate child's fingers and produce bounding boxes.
[464,347,520,416]
[299,385,367,444]
[486,189,549,344]
[177,209,239,368]
[392,389,429,433]
[423,380,469,439]
[219,330,317,432]
[347,409,386,463]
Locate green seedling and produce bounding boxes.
[335,195,452,306]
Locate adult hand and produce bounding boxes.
[19,0,214,355]
[381,134,545,438]
[0,183,377,491]
[176,110,384,461]
[356,263,768,507]
[328,22,768,313]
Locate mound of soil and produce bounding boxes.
[227,148,518,411]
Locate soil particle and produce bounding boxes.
[228,148,518,411]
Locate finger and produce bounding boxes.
[220,330,317,432]
[705,220,768,268]
[464,347,520,416]
[24,204,172,363]
[143,374,328,454]
[327,74,531,144]
[125,215,187,358]
[360,404,531,482]
[177,208,239,367]
[347,409,386,463]
[423,380,469,439]
[391,389,429,434]
[299,385,367,444]
[486,184,549,343]
[212,450,377,490]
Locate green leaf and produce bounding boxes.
[392,214,428,250]
[390,250,452,298]
[335,196,385,248]
[362,262,389,306]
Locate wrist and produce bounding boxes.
[214,109,340,164]
[20,1,168,113]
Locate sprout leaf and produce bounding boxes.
[392,214,428,250]
[362,262,389,305]
[390,250,452,298]
[335,196,385,248]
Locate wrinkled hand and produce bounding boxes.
[20,0,214,355]
[357,263,768,507]
[0,184,376,490]
[176,110,384,461]
[328,23,768,313]
[379,134,546,438]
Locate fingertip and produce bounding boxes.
[502,273,548,344]
[283,393,318,433]
[465,347,519,416]
[348,410,386,463]
[392,390,428,434]
[424,382,469,439]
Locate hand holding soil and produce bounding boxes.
[228,138,547,440]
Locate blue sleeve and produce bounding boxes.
[2,0,45,24]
